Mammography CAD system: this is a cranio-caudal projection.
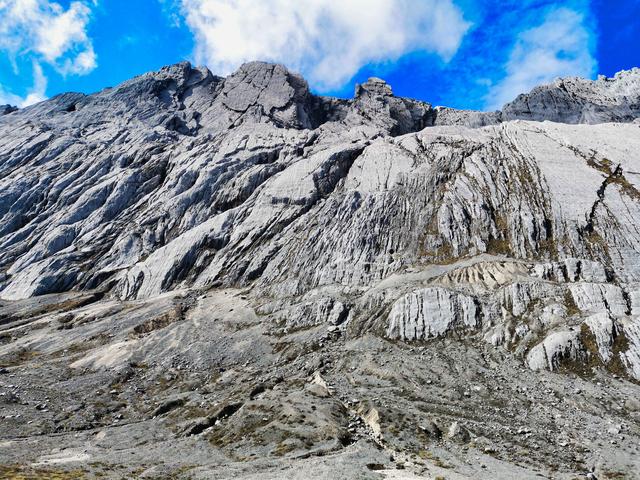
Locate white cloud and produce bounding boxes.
[486,7,597,110]
[180,0,471,90]
[0,62,47,107]
[0,0,97,106]
[0,0,97,75]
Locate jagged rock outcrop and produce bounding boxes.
[1,61,640,479]
[386,287,479,340]
[526,329,585,371]
[433,68,640,127]
[0,104,17,115]
[2,63,640,374]
[352,77,434,134]
[433,106,501,127]
[502,68,640,124]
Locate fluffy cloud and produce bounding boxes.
[0,0,97,75]
[0,62,47,107]
[486,7,597,110]
[180,0,471,90]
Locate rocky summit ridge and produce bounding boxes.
[1,62,640,479]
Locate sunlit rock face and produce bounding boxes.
[502,68,640,124]
[0,104,17,115]
[1,62,640,479]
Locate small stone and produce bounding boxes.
[625,398,640,412]
[419,420,442,439]
[447,421,471,443]
[607,425,621,435]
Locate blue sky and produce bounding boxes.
[1,0,639,110]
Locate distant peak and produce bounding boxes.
[1,104,18,115]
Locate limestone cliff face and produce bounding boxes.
[435,68,640,126]
[1,62,640,380]
[502,69,640,123]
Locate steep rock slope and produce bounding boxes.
[2,63,640,304]
[1,62,640,479]
[0,62,434,300]
[434,67,640,126]
[502,68,640,123]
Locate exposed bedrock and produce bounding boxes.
[2,61,640,479]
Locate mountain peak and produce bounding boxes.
[355,77,394,97]
[0,104,17,115]
[219,61,319,129]
[502,67,640,123]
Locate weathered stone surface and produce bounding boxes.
[433,106,502,127]
[526,329,585,371]
[434,69,640,127]
[584,312,616,363]
[0,104,17,115]
[502,69,640,123]
[1,62,640,479]
[386,287,478,340]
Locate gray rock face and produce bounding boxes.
[218,61,326,130]
[352,77,434,135]
[386,287,478,340]
[502,68,640,123]
[0,104,17,115]
[1,62,640,479]
[433,106,502,127]
[433,68,640,127]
